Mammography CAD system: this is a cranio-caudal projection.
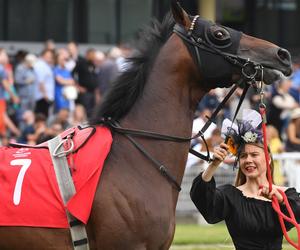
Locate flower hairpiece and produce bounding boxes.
[221,109,263,156]
[241,131,258,143]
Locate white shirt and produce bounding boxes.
[33,59,55,101]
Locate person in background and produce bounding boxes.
[12,50,28,70]
[0,48,19,137]
[197,89,220,114]
[93,50,107,104]
[285,108,300,152]
[70,104,87,127]
[17,110,35,144]
[190,109,300,250]
[191,108,217,148]
[72,48,98,118]
[266,125,285,186]
[115,44,133,72]
[289,56,300,103]
[14,53,37,122]
[33,49,55,117]
[53,48,76,113]
[186,110,218,169]
[200,128,223,152]
[268,77,299,138]
[66,41,83,72]
[44,39,56,52]
[26,113,47,145]
[2,48,19,127]
[48,108,70,130]
[284,108,300,192]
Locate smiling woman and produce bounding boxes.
[190,109,300,250]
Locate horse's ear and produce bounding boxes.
[171,0,191,28]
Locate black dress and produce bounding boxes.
[190,173,300,250]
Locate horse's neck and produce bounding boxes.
[125,35,205,134]
[123,35,206,194]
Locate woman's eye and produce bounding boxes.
[240,154,247,159]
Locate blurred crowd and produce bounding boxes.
[1,39,300,176]
[0,39,132,146]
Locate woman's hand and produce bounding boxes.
[211,143,229,166]
[202,142,229,182]
[258,185,284,203]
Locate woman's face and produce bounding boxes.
[239,144,267,180]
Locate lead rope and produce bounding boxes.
[259,82,300,250]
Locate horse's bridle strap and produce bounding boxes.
[101,119,182,191]
[123,132,182,192]
[102,118,213,162]
[103,118,203,142]
[173,24,246,69]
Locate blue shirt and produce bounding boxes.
[54,66,73,111]
[291,69,300,89]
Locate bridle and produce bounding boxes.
[173,15,261,82]
[101,16,264,192]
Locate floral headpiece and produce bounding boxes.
[221,109,263,156]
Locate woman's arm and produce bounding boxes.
[190,142,230,223]
[202,142,229,182]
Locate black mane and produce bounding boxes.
[90,13,175,125]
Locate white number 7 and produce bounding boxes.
[10,159,32,205]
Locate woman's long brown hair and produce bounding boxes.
[234,144,274,187]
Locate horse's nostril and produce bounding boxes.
[277,48,291,64]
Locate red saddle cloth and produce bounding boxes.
[0,126,112,228]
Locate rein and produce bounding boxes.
[259,90,300,249]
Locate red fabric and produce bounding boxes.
[0,126,112,228]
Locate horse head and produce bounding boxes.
[171,1,292,89]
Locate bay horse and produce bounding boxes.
[0,1,292,249]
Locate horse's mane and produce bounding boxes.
[90,13,175,125]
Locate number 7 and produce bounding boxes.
[10,159,32,205]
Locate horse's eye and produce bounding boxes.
[206,25,232,48]
[213,28,229,40]
[215,31,224,39]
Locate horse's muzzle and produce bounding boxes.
[277,48,292,69]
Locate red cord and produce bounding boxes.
[259,106,300,249]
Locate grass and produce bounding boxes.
[173,224,232,245]
[171,224,298,250]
